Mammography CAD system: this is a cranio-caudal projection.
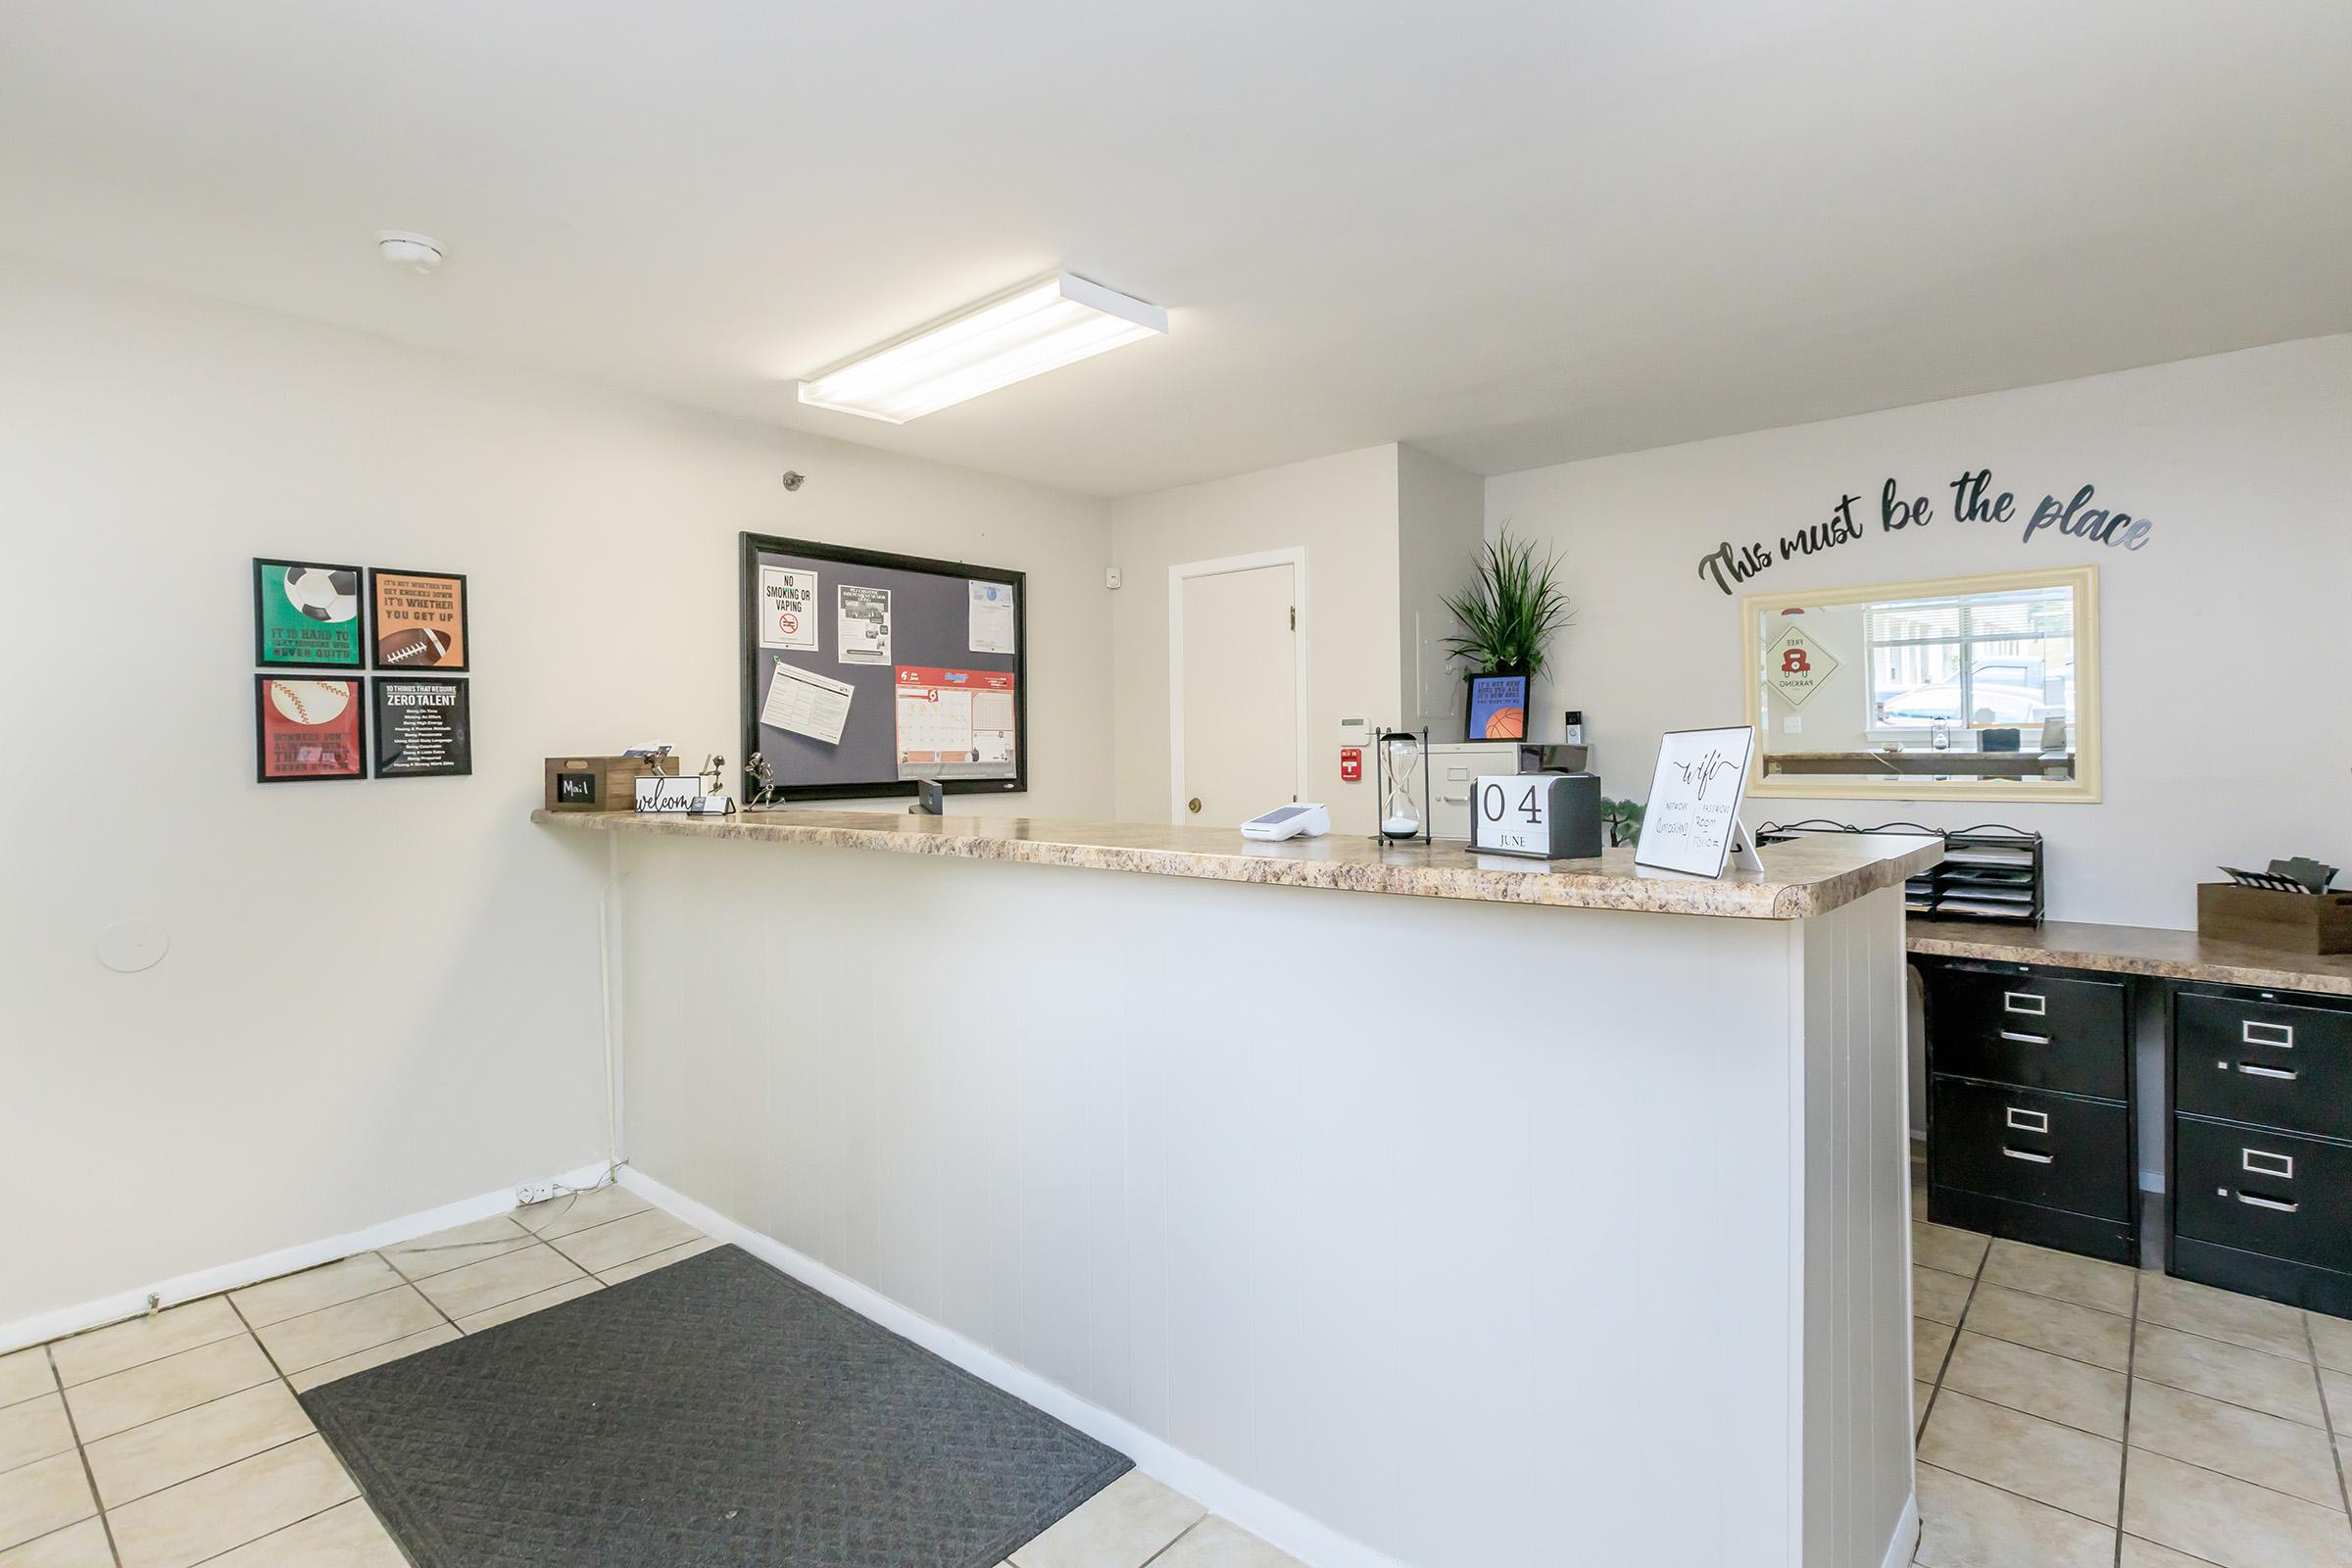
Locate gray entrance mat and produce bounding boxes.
[300,1246,1131,1567]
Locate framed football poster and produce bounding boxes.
[369,568,469,671]
[253,558,365,668]
[255,675,366,782]
[371,676,472,778]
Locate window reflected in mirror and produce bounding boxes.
[1742,566,2100,802]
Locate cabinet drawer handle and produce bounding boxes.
[2004,1107,2050,1133]
[1999,1030,2051,1046]
[2236,1192,2299,1213]
[2242,1020,2294,1049]
[2242,1149,2295,1179]
[2001,1147,2055,1164]
[2237,1063,2298,1081]
[2003,992,2047,1016]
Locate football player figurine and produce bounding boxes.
[745,752,781,808]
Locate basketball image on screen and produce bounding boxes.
[1468,674,1528,740]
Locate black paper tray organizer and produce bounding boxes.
[1753,820,2044,926]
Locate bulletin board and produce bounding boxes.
[738,532,1027,803]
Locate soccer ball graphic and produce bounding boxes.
[282,566,359,623]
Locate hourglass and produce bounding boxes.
[1376,728,1429,843]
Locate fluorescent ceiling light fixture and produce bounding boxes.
[797,273,1167,423]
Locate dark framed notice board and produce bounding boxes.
[739,532,1027,803]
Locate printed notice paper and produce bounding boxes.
[894,665,1016,779]
[759,566,818,651]
[761,660,855,746]
[1634,725,1758,878]
[967,579,1016,655]
[838,585,892,664]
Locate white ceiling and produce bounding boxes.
[3,1,2346,497]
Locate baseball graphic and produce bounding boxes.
[268,679,350,727]
[377,626,452,666]
[282,566,359,623]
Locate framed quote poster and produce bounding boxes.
[253,559,365,668]
[255,675,366,782]
[369,568,468,670]
[371,676,472,778]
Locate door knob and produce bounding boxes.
[1187,797,1201,813]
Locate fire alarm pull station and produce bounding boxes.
[1340,747,1362,782]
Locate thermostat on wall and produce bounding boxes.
[1336,716,1374,747]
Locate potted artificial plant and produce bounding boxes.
[1441,528,1573,740]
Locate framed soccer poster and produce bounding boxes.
[253,559,365,668]
[371,676,472,778]
[255,675,366,782]
[369,568,469,670]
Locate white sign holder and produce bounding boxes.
[1635,725,1762,878]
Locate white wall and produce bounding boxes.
[1110,446,1403,836]
[1395,446,1486,735]
[0,258,1112,1329]
[1486,335,2352,929]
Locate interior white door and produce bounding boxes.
[1177,563,1298,825]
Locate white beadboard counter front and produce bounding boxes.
[541,808,1929,1568]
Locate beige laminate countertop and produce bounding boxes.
[1906,916,2352,997]
[533,808,1942,920]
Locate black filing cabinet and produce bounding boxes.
[1920,956,2139,1264]
[2170,983,2352,1314]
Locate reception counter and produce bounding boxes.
[538,808,1941,1568]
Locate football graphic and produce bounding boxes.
[377,626,452,666]
[268,679,350,727]
[282,566,359,623]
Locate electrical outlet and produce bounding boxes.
[514,1179,562,1206]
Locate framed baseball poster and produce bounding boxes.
[253,558,365,668]
[369,568,469,671]
[255,675,366,782]
[371,676,472,778]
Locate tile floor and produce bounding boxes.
[1910,1161,2352,1567]
[0,1184,1289,1568]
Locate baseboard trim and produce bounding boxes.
[618,1168,1410,1568]
[2,1158,612,1355]
[1881,1492,1920,1568]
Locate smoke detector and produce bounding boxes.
[375,231,444,273]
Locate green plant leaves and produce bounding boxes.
[1441,529,1573,679]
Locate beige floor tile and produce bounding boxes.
[285,1326,459,1395]
[108,1435,357,1568]
[228,1255,403,1329]
[0,1454,95,1553]
[381,1217,536,1282]
[49,1298,243,1388]
[2128,1377,2342,1510]
[1915,1317,1956,1379]
[252,1287,443,1375]
[456,1277,601,1334]
[1915,1380,1934,1425]
[414,1246,585,1320]
[1009,1472,1206,1568]
[1914,1222,1990,1278]
[85,1382,314,1508]
[2138,1273,2311,1361]
[2123,1447,2352,1568]
[204,1498,407,1567]
[2133,1322,2327,1430]
[597,1238,721,1286]
[2322,1366,2352,1428]
[547,1208,703,1275]
[0,1517,114,1567]
[1981,1239,2138,1317]
[1943,1331,2128,1440]
[1147,1516,1304,1568]
[1915,1266,1972,1327]
[2121,1536,2229,1568]
[0,1396,73,1474]
[2310,1311,2352,1376]
[1914,1461,2115,1568]
[1962,1282,2132,1372]
[514,1184,647,1240]
[0,1352,53,1412]
[1919,1389,2123,1524]
[64,1335,276,1442]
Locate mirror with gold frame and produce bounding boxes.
[1741,565,2100,803]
